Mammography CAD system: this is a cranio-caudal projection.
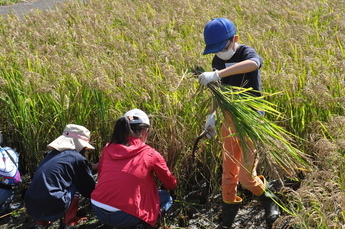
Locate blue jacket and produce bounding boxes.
[24,149,95,220]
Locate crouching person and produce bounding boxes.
[91,109,177,229]
[24,124,96,228]
[0,132,22,214]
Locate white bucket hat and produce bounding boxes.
[47,124,95,152]
[124,109,150,125]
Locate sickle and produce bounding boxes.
[192,130,208,163]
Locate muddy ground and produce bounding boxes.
[0,174,282,229]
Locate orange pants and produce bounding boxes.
[221,114,265,203]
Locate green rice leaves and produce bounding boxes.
[208,82,312,179]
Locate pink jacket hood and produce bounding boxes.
[103,137,150,160]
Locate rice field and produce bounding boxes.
[1,0,345,228]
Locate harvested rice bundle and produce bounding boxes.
[207,82,311,180]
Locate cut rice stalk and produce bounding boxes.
[207,82,311,179]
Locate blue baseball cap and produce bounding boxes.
[203,18,237,55]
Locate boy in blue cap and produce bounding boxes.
[198,18,279,228]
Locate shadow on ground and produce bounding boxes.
[0,180,273,229]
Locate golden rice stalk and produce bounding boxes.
[207,82,312,179]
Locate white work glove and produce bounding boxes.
[204,114,217,139]
[198,71,220,86]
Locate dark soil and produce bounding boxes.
[0,174,279,229]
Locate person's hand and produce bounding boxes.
[205,114,217,139]
[198,71,220,86]
[91,163,99,171]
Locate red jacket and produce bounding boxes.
[91,137,177,226]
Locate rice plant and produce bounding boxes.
[206,82,311,180]
[0,0,22,6]
[0,0,345,227]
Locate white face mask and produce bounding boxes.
[216,48,236,60]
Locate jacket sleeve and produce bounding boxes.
[74,156,96,198]
[152,151,177,190]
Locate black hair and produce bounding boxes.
[109,116,150,146]
[79,147,87,157]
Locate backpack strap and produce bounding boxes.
[0,147,18,168]
[0,182,13,190]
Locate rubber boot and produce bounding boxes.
[258,175,280,226]
[63,193,87,227]
[221,197,242,228]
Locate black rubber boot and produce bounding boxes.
[258,176,280,226]
[221,200,241,228]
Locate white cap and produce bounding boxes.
[47,124,94,152]
[124,109,150,126]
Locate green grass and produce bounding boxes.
[0,0,25,6]
[1,0,345,227]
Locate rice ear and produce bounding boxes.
[207,82,312,179]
